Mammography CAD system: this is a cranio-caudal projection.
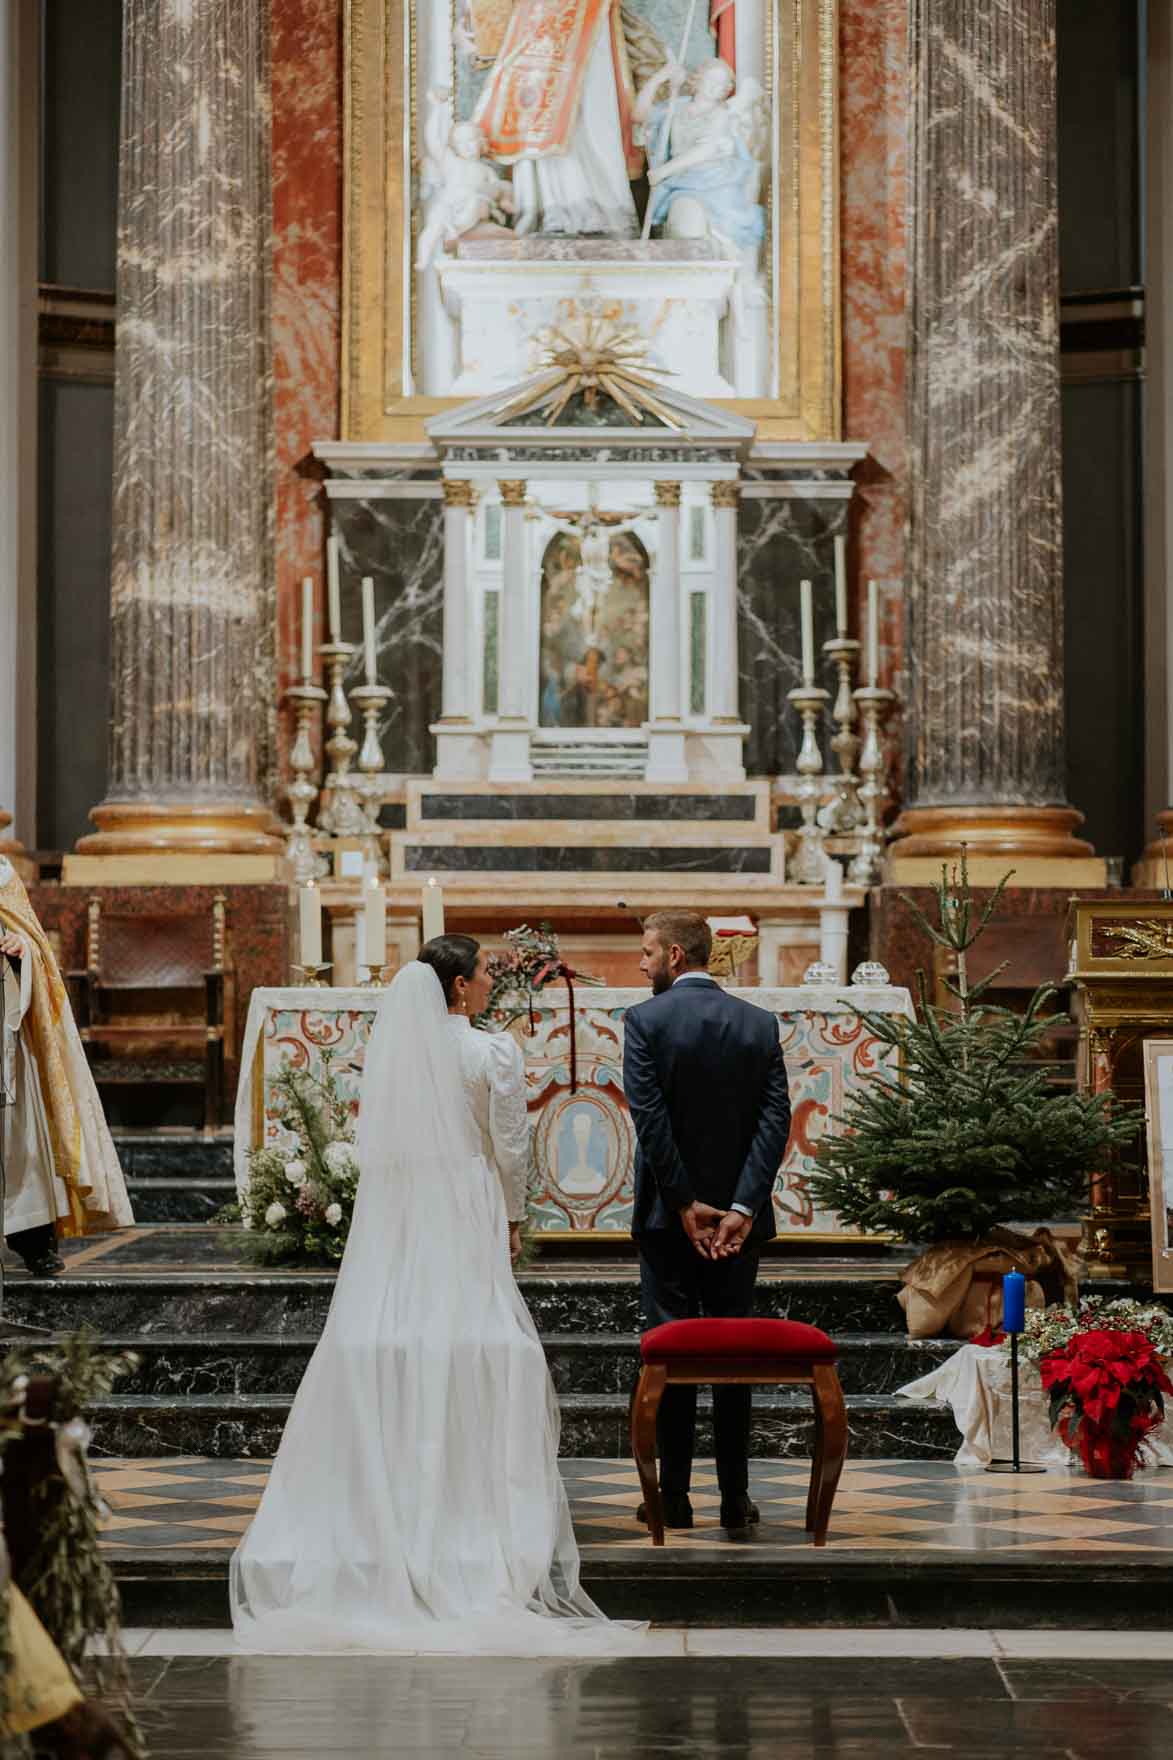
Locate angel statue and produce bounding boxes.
[416,90,516,268]
[634,55,766,264]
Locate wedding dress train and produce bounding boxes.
[231,961,641,1655]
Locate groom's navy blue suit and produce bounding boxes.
[623,973,792,1499]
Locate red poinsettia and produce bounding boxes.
[1040,1328,1173,1478]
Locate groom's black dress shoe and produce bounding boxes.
[636,1493,694,1530]
[720,1496,760,1536]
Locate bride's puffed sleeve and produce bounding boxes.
[485,1033,530,1224]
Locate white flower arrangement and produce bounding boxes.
[1013,1295,1173,1368]
[283,1159,308,1186]
[325,1203,343,1226]
[323,1142,356,1177]
[265,1201,287,1228]
[234,1064,362,1266]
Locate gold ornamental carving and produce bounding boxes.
[442,479,476,508]
[1101,921,1173,962]
[653,482,682,507]
[498,480,527,507]
[710,481,742,509]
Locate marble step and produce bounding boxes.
[84,1390,956,1462]
[128,1180,237,1223]
[67,1332,956,1399]
[3,1273,907,1337]
[113,1135,234,1181]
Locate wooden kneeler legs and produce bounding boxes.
[630,1356,848,1547]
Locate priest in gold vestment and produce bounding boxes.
[0,857,133,1276]
[472,0,664,237]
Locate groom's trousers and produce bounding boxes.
[637,1228,760,1500]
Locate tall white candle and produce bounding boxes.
[365,867,387,970]
[800,579,815,685]
[298,880,322,968]
[361,576,377,685]
[354,910,367,973]
[327,536,341,642]
[301,576,314,680]
[824,854,843,902]
[833,536,848,636]
[422,877,445,943]
[866,578,879,688]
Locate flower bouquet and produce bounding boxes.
[1037,1313,1173,1480]
[238,1063,359,1266]
[478,923,604,1032]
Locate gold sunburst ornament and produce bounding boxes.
[495,313,683,430]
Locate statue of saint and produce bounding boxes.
[471,0,665,238]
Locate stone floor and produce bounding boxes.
[106,1636,1173,1758]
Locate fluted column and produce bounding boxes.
[77,0,280,858]
[645,482,687,783]
[889,0,1100,878]
[488,479,532,783]
[433,477,484,780]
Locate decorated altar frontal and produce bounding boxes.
[234,981,913,1241]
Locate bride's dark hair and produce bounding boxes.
[418,934,481,1004]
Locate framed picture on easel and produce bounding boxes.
[1144,1039,1173,1292]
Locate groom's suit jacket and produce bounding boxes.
[623,976,792,1245]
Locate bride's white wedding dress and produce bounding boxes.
[231,961,641,1655]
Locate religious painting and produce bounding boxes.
[538,524,650,730]
[343,0,842,440]
[1145,1038,1173,1292]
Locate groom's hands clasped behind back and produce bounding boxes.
[679,1200,753,1261]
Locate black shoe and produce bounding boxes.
[720,1495,760,1535]
[636,1493,694,1530]
[25,1250,64,1278]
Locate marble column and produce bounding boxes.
[645,482,687,784]
[433,477,482,780]
[76,0,281,859]
[698,479,748,782]
[489,479,532,783]
[889,0,1100,879]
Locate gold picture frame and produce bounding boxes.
[341,0,842,444]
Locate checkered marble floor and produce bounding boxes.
[94,1457,1173,1557]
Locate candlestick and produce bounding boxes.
[866,578,879,688]
[298,880,323,967]
[364,866,387,971]
[301,575,315,682]
[799,578,815,685]
[284,681,329,883]
[833,536,848,637]
[361,575,377,685]
[350,681,393,868]
[290,961,332,988]
[847,685,896,885]
[816,635,865,834]
[987,1274,1046,1474]
[422,877,445,942]
[316,641,369,839]
[786,680,831,884]
[327,536,342,642]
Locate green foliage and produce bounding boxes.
[807,854,1143,1244]
[233,1062,359,1267]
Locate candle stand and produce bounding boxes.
[847,686,895,886]
[290,963,332,988]
[317,642,370,839]
[817,638,865,834]
[787,682,831,885]
[350,682,393,870]
[285,682,329,883]
[986,1331,1047,1475]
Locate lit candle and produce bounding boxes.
[365,867,387,971]
[298,880,322,968]
[301,575,315,681]
[361,576,377,685]
[800,578,815,685]
[1001,1270,1026,1334]
[833,535,848,637]
[327,535,341,642]
[422,877,445,943]
[866,578,879,688]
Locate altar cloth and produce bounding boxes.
[234,983,913,1239]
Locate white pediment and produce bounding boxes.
[426,374,756,453]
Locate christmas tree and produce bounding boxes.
[807,856,1142,1244]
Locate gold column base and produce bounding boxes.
[64,799,287,886]
[885,804,1106,887]
[1132,810,1173,889]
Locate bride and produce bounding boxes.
[231,935,641,1654]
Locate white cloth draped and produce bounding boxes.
[2,956,72,1235]
[231,961,643,1655]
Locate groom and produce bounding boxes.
[623,911,792,1537]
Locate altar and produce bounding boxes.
[234,981,913,1241]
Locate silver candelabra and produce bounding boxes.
[787,681,831,885]
[316,642,370,839]
[818,637,865,833]
[848,686,895,885]
[350,682,393,871]
[285,682,329,883]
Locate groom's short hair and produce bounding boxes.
[645,910,712,971]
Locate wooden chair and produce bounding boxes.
[68,894,230,1131]
[631,1317,848,1547]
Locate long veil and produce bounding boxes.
[231,960,642,1654]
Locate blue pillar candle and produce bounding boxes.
[1001,1270,1026,1334]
